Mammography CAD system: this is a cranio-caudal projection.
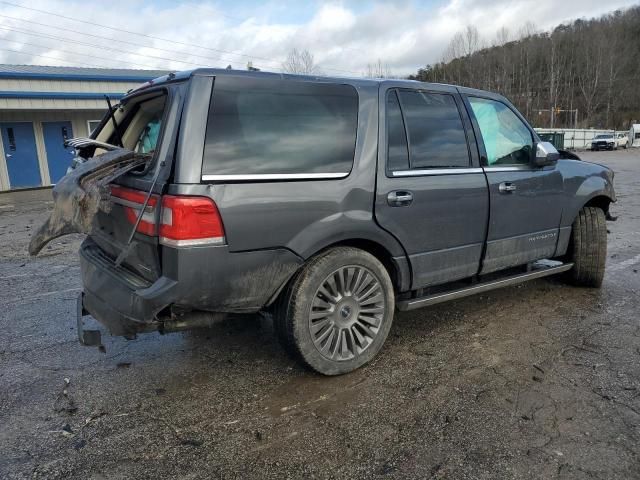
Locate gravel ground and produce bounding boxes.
[0,150,639,479]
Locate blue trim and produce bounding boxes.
[0,72,159,82]
[0,91,126,100]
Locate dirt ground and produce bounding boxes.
[1,150,639,479]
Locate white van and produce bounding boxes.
[628,124,640,148]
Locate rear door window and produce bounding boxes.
[203,76,358,178]
[397,90,470,169]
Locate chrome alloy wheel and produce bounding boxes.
[308,265,386,361]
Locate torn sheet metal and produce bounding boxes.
[28,149,148,256]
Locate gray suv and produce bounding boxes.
[30,69,616,375]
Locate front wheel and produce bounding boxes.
[274,247,395,375]
[565,206,607,287]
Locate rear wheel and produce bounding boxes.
[274,247,395,375]
[565,206,607,287]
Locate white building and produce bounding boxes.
[0,64,167,191]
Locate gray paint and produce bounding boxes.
[480,167,564,274]
[78,68,617,337]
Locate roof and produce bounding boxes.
[139,67,427,90]
[0,64,169,82]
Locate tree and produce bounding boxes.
[411,5,640,129]
[364,59,393,78]
[282,49,321,75]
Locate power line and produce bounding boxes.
[0,25,208,69]
[0,1,360,75]
[0,13,280,70]
[0,37,164,70]
[0,46,104,68]
[0,1,261,62]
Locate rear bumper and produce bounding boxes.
[80,241,176,336]
[79,237,303,337]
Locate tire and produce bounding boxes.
[274,247,395,375]
[565,206,607,287]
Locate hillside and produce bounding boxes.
[410,6,640,130]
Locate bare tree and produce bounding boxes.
[282,49,321,75]
[493,26,511,47]
[576,27,604,125]
[463,25,480,56]
[365,59,393,78]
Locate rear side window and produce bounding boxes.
[397,90,470,169]
[203,76,358,177]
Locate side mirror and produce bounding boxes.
[532,141,560,167]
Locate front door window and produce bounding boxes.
[468,97,532,166]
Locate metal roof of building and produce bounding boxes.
[0,64,169,82]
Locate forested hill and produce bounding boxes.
[410,6,640,130]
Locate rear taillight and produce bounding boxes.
[159,195,225,247]
[110,187,225,246]
[110,185,159,236]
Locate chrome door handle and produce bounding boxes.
[499,182,516,193]
[387,190,413,207]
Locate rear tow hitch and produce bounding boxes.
[76,292,102,347]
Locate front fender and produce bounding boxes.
[557,159,616,227]
[553,159,615,258]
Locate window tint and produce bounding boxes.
[203,77,358,176]
[398,90,469,168]
[386,90,409,171]
[468,97,533,166]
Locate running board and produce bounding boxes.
[397,261,574,311]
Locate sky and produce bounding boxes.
[0,0,637,76]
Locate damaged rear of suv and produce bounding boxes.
[31,69,616,375]
[34,69,364,357]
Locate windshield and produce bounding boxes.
[595,134,612,139]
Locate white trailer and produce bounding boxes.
[628,124,640,148]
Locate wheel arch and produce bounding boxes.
[583,194,613,216]
[265,237,411,307]
[556,193,614,258]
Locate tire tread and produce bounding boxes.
[567,206,607,287]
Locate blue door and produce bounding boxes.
[1,122,41,188]
[42,121,75,184]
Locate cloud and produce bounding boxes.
[0,0,636,76]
